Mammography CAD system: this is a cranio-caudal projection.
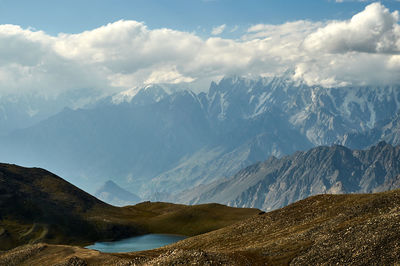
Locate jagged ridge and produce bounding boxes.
[181,141,400,211]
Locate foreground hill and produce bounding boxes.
[0,163,259,250]
[179,141,400,211]
[2,189,400,265]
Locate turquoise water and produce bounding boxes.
[85,234,187,253]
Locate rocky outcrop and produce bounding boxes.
[182,142,400,211]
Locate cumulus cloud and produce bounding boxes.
[0,24,109,97]
[0,2,400,99]
[304,2,400,54]
[296,2,400,86]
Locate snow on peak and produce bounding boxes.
[111,86,142,104]
[111,83,192,105]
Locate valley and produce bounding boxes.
[2,189,400,265]
[2,1,400,265]
[0,163,258,251]
[1,75,400,265]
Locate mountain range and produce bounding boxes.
[178,141,400,211]
[0,88,103,136]
[0,74,399,203]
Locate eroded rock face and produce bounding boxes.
[183,142,400,211]
[340,112,400,150]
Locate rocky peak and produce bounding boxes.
[182,143,400,211]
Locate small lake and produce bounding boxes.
[85,234,187,253]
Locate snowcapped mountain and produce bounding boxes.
[204,75,400,146]
[0,74,399,200]
[143,76,400,199]
[110,83,185,105]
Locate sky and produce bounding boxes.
[1,0,400,97]
[1,0,400,36]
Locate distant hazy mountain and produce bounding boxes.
[0,87,212,193]
[0,88,103,136]
[340,112,400,149]
[0,74,399,199]
[179,142,400,211]
[95,180,141,206]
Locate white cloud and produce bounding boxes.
[0,24,109,97]
[304,2,400,54]
[211,24,226,35]
[0,2,400,99]
[296,2,400,86]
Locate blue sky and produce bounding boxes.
[0,0,399,36]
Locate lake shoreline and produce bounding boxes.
[85,233,188,253]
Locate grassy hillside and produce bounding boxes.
[3,189,400,265]
[127,202,260,236]
[0,163,259,250]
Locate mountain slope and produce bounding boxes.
[181,141,400,211]
[161,189,400,265]
[340,112,400,149]
[0,163,260,251]
[144,111,312,199]
[1,75,399,199]
[0,163,142,250]
[0,89,212,193]
[3,189,400,265]
[0,88,103,136]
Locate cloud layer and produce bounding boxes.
[304,3,400,54]
[0,2,400,97]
